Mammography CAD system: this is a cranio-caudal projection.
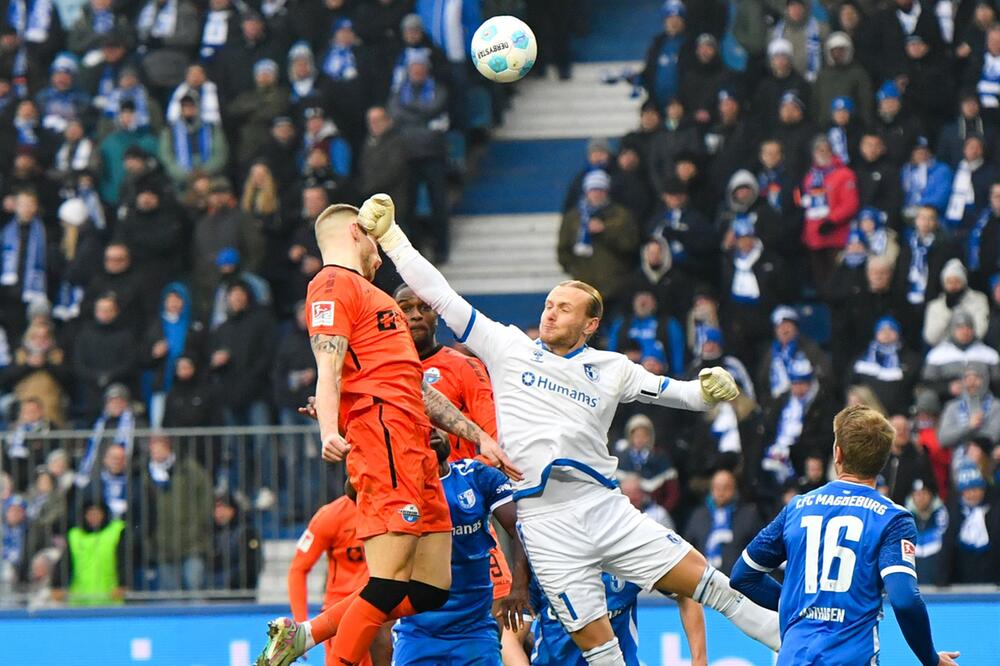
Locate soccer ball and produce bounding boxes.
[470,15,537,83]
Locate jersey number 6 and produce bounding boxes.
[800,515,863,594]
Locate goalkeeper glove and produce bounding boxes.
[358,193,408,252]
[699,367,739,404]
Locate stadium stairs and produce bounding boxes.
[438,0,658,331]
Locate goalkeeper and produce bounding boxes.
[358,194,780,666]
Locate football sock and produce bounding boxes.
[581,637,626,666]
[694,565,781,651]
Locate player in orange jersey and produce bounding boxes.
[288,482,389,666]
[257,204,518,666]
[395,284,532,665]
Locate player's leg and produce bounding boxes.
[652,551,780,651]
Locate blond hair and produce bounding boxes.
[833,405,895,479]
[556,280,604,320]
[240,166,279,216]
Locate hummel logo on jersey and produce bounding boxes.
[531,349,544,363]
[583,363,600,382]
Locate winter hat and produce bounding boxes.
[582,170,611,192]
[253,59,279,78]
[940,258,968,287]
[216,247,240,267]
[767,38,793,58]
[831,96,855,113]
[956,461,986,492]
[876,80,901,101]
[789,356,814,382]
[874,316,902,337]
[771,305,799,326]
[660,0,686,18]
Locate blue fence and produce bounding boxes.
[2,596,998,665]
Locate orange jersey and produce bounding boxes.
[288,496,368,621]
[420,345,497,461]
[306,265,429,427]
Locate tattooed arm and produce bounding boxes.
[422,380,522,480]
[311,334,350,463]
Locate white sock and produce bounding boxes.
[581,637,626,666]
[694,565,781,652]
[301,620,316,650]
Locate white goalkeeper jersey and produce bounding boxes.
[386,241,710,507]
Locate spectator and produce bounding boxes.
[318,18,369,146]
[1,494,30,596]
[210,491,261,593]
[78,441,132,521]
[191,178,264,316]
[135,0,200,98]
[2,397,51,491]
[967,24,1000,125]
[924,259,989,346]
[882,414,936,505]
[779,92,822,185]
[704,89,757,201]
[388,49,450,262]
[940,460,1000,584]
[855,207,899,267]
[896,205,961,310]
[945,134,996,231]
[227,58,288,172]
[813,32,872,127]
[0,190,47,340]
[937,92,994,169]
[557,170,640,313]
[114,177,185,294]
[756,306,832,409]
[162,356,215,429]
[758,356,834,494]
[208,248,271,330]
[159,92,229,187]
[301,106,350,178]
[823,96,863,167]
[165,64,220,125]
[753,38,812,133]
[197,0,239,63]
[648,176,718,287]
[286,41,326,121]
[769,0,828,84]
[938,364,1000,449]
[900,33,954,140]
[619,472,674,530]
[679,33,733,131]
[647,99,701,195]
[25,467,67,558]
[721,217,790,363]
[968,184,1000,291]
[257,116,299,191]
[641,0,691,109]
[955,0,996,69]
[848,316,921,415]
[613,413,679,513]
[45,449,74,494]
[214,9,284,101]
[621,100,664,167]
[81,243,147,337]
[901,136,953,221]
[986,276,1000,351]
[73,295,140,419]
[35,53,90,134]
[359,106,409,216]
[7,100,59,164]
[854,132,903,226]
[142,434,212,593]
[924,309,1000,400]
[605,290,677,367]
[4,0,65,88]
[53,496,126,605]
[613,146,655,224]
[3,321,70,426]
[754,139,796,218]
[142,282,204,427]
[50,119,95,184]
[96,62,165,139]
[907,478,949,584]
[797,454,827,494]
[684,468,761,574]
[686,327,756,402]
[67,0,131,59]
[272,299,315,429]
[97,101,160,204]
[721,169,795,259]
[872,0,944,83]
[795,134,860,288]
[873,80,923,169]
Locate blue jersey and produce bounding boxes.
[742,480,919,666]
[395,459,512,641]
[529,573,640,666]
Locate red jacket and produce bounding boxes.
[795,157,860,250]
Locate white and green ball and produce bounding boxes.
[470,15,537,83]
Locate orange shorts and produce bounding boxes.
[489,545,513,600]
[345,401,451,540]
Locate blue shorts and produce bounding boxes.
[391,633,501,666]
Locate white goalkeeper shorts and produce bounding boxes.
[516,487,692,633]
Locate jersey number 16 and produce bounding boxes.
[800,515,863,594]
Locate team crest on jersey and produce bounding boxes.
[901,539,916,565]
[531,349,544,363]
[521,371,536,386]
[583,363,600,382]
[311,301,334,327]
[458,489,476,509]
[609,575,625,593]
[424,367,442,385]
[399,504,421,523]
[666,532,682,545]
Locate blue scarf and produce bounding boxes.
[5,421,44,458]
[76,410,136,484]
[398,77,437,106]
[854,341,903,381]
[148,453,175,490]
[11,46,28,96]
[2,518,26,565]
[913,503,948,558]
[392,47,431,91]
[8,0,52,44]
[907,232,933,305]
[958,500,991,552]
[107,86,152,128]
[774,16,821,82]
[759,168,785,211]
[14,117,38,147]
[92,8,114,33]
[574,198,606,258]
[769,340,798,398]
[967,208,993,272]
[1,218,46,304]
[704,498,735,569]
[957,392,994,428]
[79,185,106,231]
[101,468,129,519]
[625,315,667,364]
[654,208,688,263]
[653,33,684,104]
[322,45,358,80]
[828,126,850,164]
[903,161,930,208]
[52,282,85,322]
[171,121,214,172]
[764,382,818,482]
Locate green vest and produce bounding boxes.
[67,520,125,606]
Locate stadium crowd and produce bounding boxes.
[2,0,1000,608]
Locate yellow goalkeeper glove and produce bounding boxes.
[699,367,739,404]
[358,193,408,252]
